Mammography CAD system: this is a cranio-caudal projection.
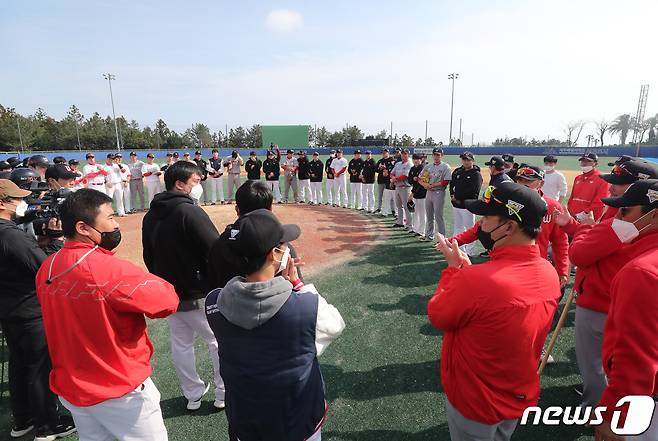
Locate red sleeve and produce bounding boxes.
[440,180,450,186]
[569,219,622,268]
[85,171,100,179]
[449,222,479,246]
[105,261,179,319]
[549,221,569,277]
[100,169,109,176]
[336,167,347,177]
[599,266,658,421]
[590,178,609,220]
[427,267,476,331]
[143,172,152,177]
[560,216,579,237]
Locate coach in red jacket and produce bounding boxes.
[593,179,658,441]
[429,183,560,441]
[567,153,609,222]
[36,189,179,440]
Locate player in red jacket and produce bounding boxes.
[36,189,179,440]
[592,179,658,441]
[566,153,609,222]
[429,183,560,441]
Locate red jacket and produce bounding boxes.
[428,245,560,424]
[567,169,609,221]
[450,194,569,277]
[560,206,618,237]
[599,231,658,420]
[569,219,636,313]
[35,241,179,406]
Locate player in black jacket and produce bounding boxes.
[375,149,394,213]
[262,149,282,203]
[245,152,262,180]
[193,151,210,205]
[450,151,483,254]
[324,150,336,205]
[296,151,312,203]
[309,152,324,205]
[348,150,364,209]
[361,151,377,212]
[408,154,428,238]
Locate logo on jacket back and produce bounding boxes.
[229,229,239,240]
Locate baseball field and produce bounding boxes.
[0,155,621,441]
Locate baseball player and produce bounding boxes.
[68,159,86,190]
[142,153,163,204]
[128,152,146,211]
[485,156,513,187]
[420,147,452,239]
[502,153,519,181]
[390,149,413,228]
[449,152,482,254]
[193,151,210,205]
[381,154,397,217]
[245,151,262,181]
[207,149,226,204]
[104,153,127,217]
[408,153,427,238]
[361,150,377,212]
[324,150,336,205]
[330,149,349,207]
[309,152,324,205]
[348,150,364,210]
[115,153,132,213]
[263,149,282,203]
[82,153,108,194]
[224,151,244,204]
[160,153,174,172]
[375,148,394,213]
[297,151,312,203]
[281,149,299,204]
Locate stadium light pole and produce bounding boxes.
[102,73,121,151]
[448,73,459,145]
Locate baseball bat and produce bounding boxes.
[538,287,576,376]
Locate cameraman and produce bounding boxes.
[0,179,75,440]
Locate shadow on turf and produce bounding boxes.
[160,396,225,419]
[321,360,441,401]
[323,425,451,441]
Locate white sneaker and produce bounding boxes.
[213,399,226,410]
[187,383,210,411]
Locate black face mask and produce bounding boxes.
[89,225,122,251]
[476,221,509,251]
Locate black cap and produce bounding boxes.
[45,164,78,181]
[7,157,21,167]
[602,179,658,208]
[68,159,79,165]
[0,161,10,171]
[382,148,389,153]
[195,150,202,155]
[578,152,598,162]
[85,153,95,159]
[460,151,474,160]
[354,149,361,154]
[53,156,67,164]
[147,153,155,158]
[502,154,515,163]
[515,165,545,181]
[250,151,256,156]
[329,149,336,154]
[484,156,505,169]
[543,155,558,163]
[313,152,319,156]
[365,150,372,155]
[29,155,50,167]
[129,151,137,156]
[266,150,274,156]
[601,159,658,185]
[107,153,115,159]
[432,147,444,155]
[232,150,238,157]
[286,149,294,154]
[298,150,306,155]
[166,152,173,157]
[115,153,123,158]
[224,209,301,258]
[336,149,343,154]
[173,152,180,158]
[412,153,422,160]
[395,147,401,152]
[465,183,548,229]
[401,148,410,154]
[212,149,219,154]
[608,155,634,167]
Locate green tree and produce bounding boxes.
[228,126,248,149]
[246,125,261,149]
[610,114,632,146]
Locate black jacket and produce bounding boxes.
[325,157,335,179]
[245,158,262,180]
[309,160,324,182]
[297,157,311,180]
[193,158,209,181]
[409,165,427,199]
[142,191,219,302]
[0,219,62,320]
[361,158,376,184]
[348,158,364,183]
[450,165,483,208]
[263,158,280,181]
[376,157,393,184]
[489,171,513,188]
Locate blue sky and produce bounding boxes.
[2,0,657,145]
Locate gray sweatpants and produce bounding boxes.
[376,183,386,210]
[129,179,145,211]
[575,305,608,407]
[227,174,240,201]
[394,186,412,226]
[284,175,298,202]
[446,398,518,441]
[425,190,447,239]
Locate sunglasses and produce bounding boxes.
[611,164,633,177]
[482,186,523,222]
[516,167,543,180]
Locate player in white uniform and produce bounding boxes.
[68,159,87,190]
[115,153,132,213]
[142,153,163,204]
[82,153,108,194]
[330,149,349,207]
[104,153,127,216]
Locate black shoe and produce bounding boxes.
[34,416,76,441]
[10,420,34,438]
[374,209,381,213]
[392,224,404,228]
[573,384,584,397]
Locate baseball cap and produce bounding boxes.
[53,156,67,164]
[68,159,79,166]
[173,152,180,158]
[412,153,422,160]
[250,151,256,156]
[147,153,155,158]
[183,152,190,156]
[0,161,11,171]
[0,179,31,199]
[484,156,505,169]
[212,149,219,154]
[6,157,21,168]
[115,153,123,158]
[85,153,95,159]
[432,147,444,155]
[502,154,515,163]
[298,150,306,155]
[232,150,239,157]
[601,160,658,185]
[166,153,173,157]
[313,152,319,156]
[107,153,116,159]
[460,152,474,161]
[224,209,301,258]
[354,149,361,154]
[329,149,336,154]
[365,150,372,155]
[336,149,343,154]
[543,155,558,163]
[515,165,545,181]
[45,164,78,181]
[401,148,410,154]
[382,148,389,153]
[195,150,202,155]
[129,151,137,157]
[395,147,401,153]
[602,179,658,208]
[465,183,548,229]
[608,155,634,167]
[266,150,274,156]
[578,152,598,162]
[286,149,294,154]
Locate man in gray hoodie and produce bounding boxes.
[205,209,345,441]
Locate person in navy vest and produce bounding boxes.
[205,209,345,441]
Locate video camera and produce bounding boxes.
[23,187,72,237]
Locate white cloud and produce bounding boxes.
[265,9,303,32]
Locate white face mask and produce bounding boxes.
[544,165,555,172]
[15,200,28,217]
[189,184,203,200]
[581,165,593,173]
[611,209,656,243]
[275,247,291,274]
